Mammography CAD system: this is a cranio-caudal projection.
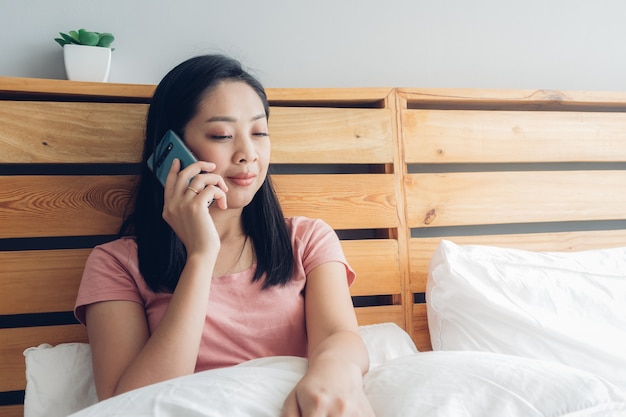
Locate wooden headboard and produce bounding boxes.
[399,88,626,341]
[1,78,626,416]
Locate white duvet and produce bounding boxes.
[69,351,626,417]
[25,238,626,417]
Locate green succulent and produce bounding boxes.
[54,29,115,49]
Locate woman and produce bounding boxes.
[74,54,374,416]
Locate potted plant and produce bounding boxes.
[54,29,115,82]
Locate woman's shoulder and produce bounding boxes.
[94,236,137,251]
[286,215,330,231]
[88,236,138,264]
[286,216,337,245]
[81,237,145,295]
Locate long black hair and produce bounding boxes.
[119,54,294,293]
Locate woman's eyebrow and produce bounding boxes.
[206,113,266,123]
[206,116,235,123]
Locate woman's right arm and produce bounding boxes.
[86,252,215,399]
[87,160,227,400]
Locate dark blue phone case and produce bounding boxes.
[147,130,198,186]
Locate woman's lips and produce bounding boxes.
[228,174,256,186]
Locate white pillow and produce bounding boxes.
[427,239,626,391]
[365,351,626,417]
[23,323,416,417]
[23,343,98,417]
[358,322,418,368]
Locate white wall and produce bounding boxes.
[1,0,625,91]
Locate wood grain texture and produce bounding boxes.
[270,107,393,164]
[397,87,626,110]
[355,305,404,329]
[0,405,23,417]
[342,240,401,296]
[406,171,626,228]
[403,109,626,163]
[412,304,431,351]
[0,101,147,163]
[409,230,626,292]
[0,76,155,98]
[0,104,393,164]
[0,175,136,238]
[266,87,392,105]
[0,242,401,315]
[0,325,87,392]
[274,174,398,230]
[0,249,92,315]
[0,76,391,105]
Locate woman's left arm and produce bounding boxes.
[281,261,375,417]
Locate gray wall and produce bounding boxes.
[2,0,625,90]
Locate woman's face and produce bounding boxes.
[183,81,270,209]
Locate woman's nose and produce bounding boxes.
[234,135,258,163]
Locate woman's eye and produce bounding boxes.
[253,132,269,137]
[210,135,232,140]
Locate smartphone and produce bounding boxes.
[147,130,198,187]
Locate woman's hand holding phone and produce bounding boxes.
[161,159,228,256]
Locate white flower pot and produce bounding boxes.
[63,44,111,82]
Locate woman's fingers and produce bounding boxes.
[280,391,300,417]
[164,159,228,207]
[185,170,228,210]
[186,182,228,209]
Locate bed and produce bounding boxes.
[1,78,625,416]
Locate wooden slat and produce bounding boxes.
[403,109,626,163]
[0,242,402,315]
[1,242,403,313]
[266,87,392,105]
[0,405,23,417]
[0,249,91,315]
[0,175,136,238]
[355,305,404,329]
[0,102,393,165]
[1,241,404,311]
[0,76,155,99]
[0,242,402,316]
[0,101,146,163]
[412,304,431,351]
[406,171,626,228]
[270,107,393,164]
[0,77,390,105]
[0,325,88,392]
[397,87,626,109]
[342,240,401,296]
[0,104,393,165]
[409,230,626,292]
[274,174,397,230]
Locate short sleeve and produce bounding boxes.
[290,217,356,286]
[74,239,144,325]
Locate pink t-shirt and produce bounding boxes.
[74,216,355,372]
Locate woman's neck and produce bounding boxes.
[212,209,246,242]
